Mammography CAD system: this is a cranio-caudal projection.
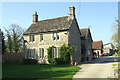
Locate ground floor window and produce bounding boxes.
[39,48,44,59]
[52,47,59,58]
[26,49,36,59]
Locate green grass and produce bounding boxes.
[2,62,80,79]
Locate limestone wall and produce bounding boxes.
[85,34,93,61]
[69,18,81,64]
[23,31,68,63]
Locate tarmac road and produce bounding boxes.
[72,56,118,80]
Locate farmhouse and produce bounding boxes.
[80,28,93,61]
[103,43,115,56]
[92,41,103,56]
[23,6,82,64]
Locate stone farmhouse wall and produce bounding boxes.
[23,31,69,64]
[69,18,81,64]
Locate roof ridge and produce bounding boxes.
[38,16,69,22]
[80,28,90,30]
[93,40,102,42]
[104,43,112,45]
[24,15,71,34]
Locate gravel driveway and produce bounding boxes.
[72,56,118,80]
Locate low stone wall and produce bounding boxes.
[2,52,24,62]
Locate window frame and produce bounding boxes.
[52,47,59,58]
[29,35,35,42]
[39,48,44,59]
[53,33,60,41]
[40,34,43,42]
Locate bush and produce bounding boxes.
[48,58,64,65]
[23,59,38,64]
[112,50,120,57]
[59,44,75,64]
[47,46,56,64]
[47,44,75,65]
[48,58,57,65]
[113,53,119,57]
[54,58,64,65]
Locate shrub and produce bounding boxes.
[59,44,75,64]
[48,58,64,65]
[47,46,56,64]
[47,44,75,65]
[113,53,119,57]
[112,50,120,57]
[48,58,57,65]
[23,59,38,64]
[54,58,65,65]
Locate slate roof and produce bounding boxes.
[92,41,103,50]
[24,16,72,35]
[80,28,89,37]
[80,28,93,41]
[103,43,112,46]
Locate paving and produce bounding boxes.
[72,56,118,80]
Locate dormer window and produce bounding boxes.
[40,34,43,41]
[29,35,34,42]
[53,33,59,40]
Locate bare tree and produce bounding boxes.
[5,24,24,53]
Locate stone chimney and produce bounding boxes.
[69,6,75,20]
[32,12,38,24]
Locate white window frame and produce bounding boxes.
[52,47,59,58]
[56,33,59,40]
[53,33,56,40]
[40,34,43,42]
[26,49,36,59]
[29,35,35,42]
[53,33,59,41]
[39,48,44,59]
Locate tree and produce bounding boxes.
[111,20,120,50]
[111,20,120,80]
[5,24,24,53]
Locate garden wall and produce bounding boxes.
[2,52,24,62]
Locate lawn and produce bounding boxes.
[2,62,80,80]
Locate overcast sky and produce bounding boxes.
[0,2,118,44]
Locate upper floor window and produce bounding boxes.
[53,33,59,40]
[40,34,43,41]
[29,35,34,42]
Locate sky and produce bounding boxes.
[0,2,118,44]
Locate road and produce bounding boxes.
[72,56,118,80]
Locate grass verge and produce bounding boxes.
[2,62,80,80]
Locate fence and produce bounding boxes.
[2,52,24,62]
